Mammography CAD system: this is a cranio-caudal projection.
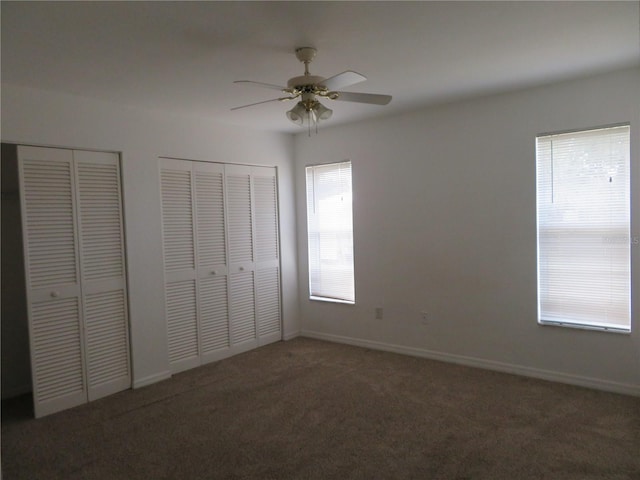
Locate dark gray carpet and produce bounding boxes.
[2,337,639,479]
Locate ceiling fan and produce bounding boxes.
[232,47,392,133]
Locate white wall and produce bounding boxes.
[294,67,640,395]
[1,84,299,389]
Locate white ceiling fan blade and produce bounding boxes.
[231,97,292,111]
[333,91,392,105]
[320,71,367,91]
[233,80,287,91]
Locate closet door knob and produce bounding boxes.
[50,291,60,298]
[211,270,218,275]
[239,266,245,271]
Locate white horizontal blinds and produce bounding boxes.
[160,160,199,371]
[75,151,130,400]
[536,125,631,330]
[306,161,355,302]
[194,162,230,356]
[18,146,87,418]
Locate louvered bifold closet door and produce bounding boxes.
[18,146,87,418]
[74,151,131,401]
[160,159,200,373]
[225,165,258,352]
[193,162,231,363]
[252,167,282,346]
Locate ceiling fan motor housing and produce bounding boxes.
[287,75,325,90]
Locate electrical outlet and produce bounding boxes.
[420,311,429,324]
[375,307,384,320]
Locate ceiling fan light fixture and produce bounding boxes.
[286,100,332,134]
[313,102,333,121]
[286,102,306,125]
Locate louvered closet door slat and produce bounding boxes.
[253,172,279,263]
[226,168,254,266]
[252,168,281,345]
[166,280,199,370]
[75,151,131,401]
[21,156,78,289]
[75,154,126,285]
[161,166,195,272]
[76,160,124,280]
[160,159,200,373]
[199,275,230,354]
[84,290,130,399]
[256,267,281,338]
[226,165,257,352]
[194,162,230,362]
[194,165,227,269]
[229,271,256,346]
[30,297,86,417]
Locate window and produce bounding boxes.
[305,161,355,303]
[536,125,631,332]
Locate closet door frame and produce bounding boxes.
[18,145,132,418]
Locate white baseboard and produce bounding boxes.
[283,330,300,341]
[133,370,172,389]
[300,330,640,397]
[1,383,32,399]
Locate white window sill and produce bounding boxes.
[538,319,631,334]
[309,296,355,305]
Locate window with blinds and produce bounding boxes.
[536,125,631,332]
[306,161,355,303]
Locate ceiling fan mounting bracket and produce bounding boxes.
[295,47,317,64]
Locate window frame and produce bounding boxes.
[535,123,632,334]
[305,160,355,304]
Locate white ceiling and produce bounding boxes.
[2,1,639,134]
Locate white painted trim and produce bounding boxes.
[283,330,300,341]
[300,330,640,397]
[132,370,172,389]
[1,383,32,400]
